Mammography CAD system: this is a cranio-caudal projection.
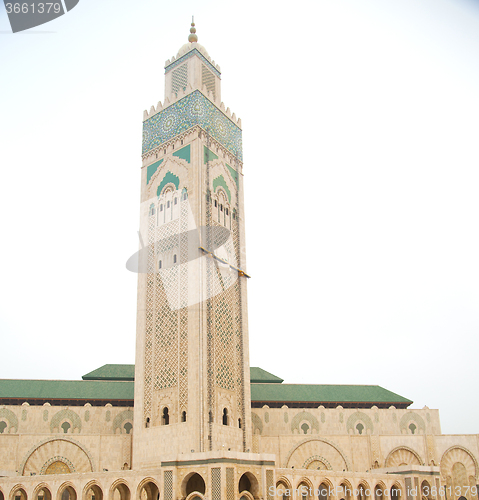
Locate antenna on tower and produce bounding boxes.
[188,17,198,43]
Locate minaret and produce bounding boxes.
[133,23,252,467]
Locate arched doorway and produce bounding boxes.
[338,483,352,500]
[58,484,77,500]
[138,481,159,500]
[83,483,103,500]
[391,486,401,500]
[421,481,433,500]
[276,481,291,500]
[318,483,330,500]
[110,483,130,500]
[186,474,206,496]
[374,484,385,500]
[34,486,52,500]
[11,488,27,500]
[238,473,259,498]
[358,484,370,500]
[297,482,312,500]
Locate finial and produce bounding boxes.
[188,16,198,43]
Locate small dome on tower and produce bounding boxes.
[174,19,210,60]
[177,42,209,59]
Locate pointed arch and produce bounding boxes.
[385,446,423,467]
[284,437,351,470]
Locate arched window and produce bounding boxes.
[238,418,242,428]
[61,422,71,433]
[162,407,169,425]
[409,423,416,434]
[174,197,178,205]
[301,422,310,434]
[160,204,164,212]
[186,473,206,496]
[149,204,155,216]
[173,254,177,264]
[318,483,329,500]
[167,201,170,209]
[159,260,162,269]
[0,421,7,433]
[181,411,187,422]
[209,411,213,423]
[182,189,188,201]
[123,422,133,434]
[390,487,401,500]
[356,423,364,435]
[223,408,228,426]
[145,417,150,428]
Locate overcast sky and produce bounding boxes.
[1,0,478,435]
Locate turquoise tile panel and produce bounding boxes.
[143,91,242,161]
[204,145,218,164]
[147,159,164,185]
[173,144,191,163]
[157,171,180,196]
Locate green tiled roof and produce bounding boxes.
[0,379,134,401]
[0,366,412,407]
[82,364,135,381]
[250,367,283,384]
[82,365,282,384]
[250,383,412,405]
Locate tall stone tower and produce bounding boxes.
[133,23,253,468]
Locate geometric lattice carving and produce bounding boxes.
[143,190,189,424]
[399,412,426,434]
[112,410,134,434]
[212,468,221,500]
[266,470,274,500]
[426,434,437,466]
[0,408,18,433]
[172,64,188,95]
[164,470,173,500]
[291,412,319,434]
[202,64,216,100]
[226,468,235,500]
[50,409,81,433]
[346,412,373,434]
[370,435,381,468]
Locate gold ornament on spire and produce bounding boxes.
[188,16,198,43]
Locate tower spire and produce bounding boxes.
[188,16,198,42]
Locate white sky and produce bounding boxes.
[0,0,478,435]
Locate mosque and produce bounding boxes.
[1,23,478,500]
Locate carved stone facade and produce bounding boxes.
[1,26,478,500]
